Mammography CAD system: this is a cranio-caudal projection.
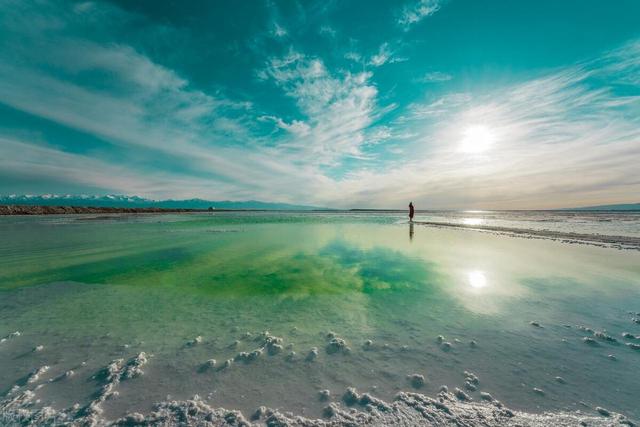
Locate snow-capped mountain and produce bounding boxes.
[0,194,324,210]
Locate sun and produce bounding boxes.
[459,125,495,153]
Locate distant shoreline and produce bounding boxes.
[0,205,276,215]
[2,204,640,216]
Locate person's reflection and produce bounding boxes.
[409,222,414,242]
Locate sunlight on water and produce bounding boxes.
[467,270,488,289]
[0,212,639,422]
[462,217,484,226]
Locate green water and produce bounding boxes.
[1,212,639,420]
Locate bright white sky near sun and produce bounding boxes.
[0,0,639,209]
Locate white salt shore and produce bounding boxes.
[1,352,635,426]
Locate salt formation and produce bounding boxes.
[626,342,640,351]
[555,376,566,384]
[462,371,479,392]
[32,345,44,352]
[406,374,425,388]
[594,331,617,343]
[463,371,479,385]
[464,382,476,392]
[234,331,284,362]
[326,336,350,354]
[306,347,319,361]
[319,390,331,401]
[203,359,217,369]
[219,359,233,370]
[480,392,494,401]
[340,387,392,413]
[1,331,21,344]
[257,331,284,355]
[80,352,148,421]
[454,387,471,401]
[577,325,594,333]
[529,321,542,328]
[533,387,545,396]
[1,381,633,426]
[27,366,50,384]
[50,370,75,382]
[187,336,203,347]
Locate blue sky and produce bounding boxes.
[1,0,639,209]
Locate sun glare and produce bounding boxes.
[463,217,483,226]
[459,125,495,153]
[467,270,487,289]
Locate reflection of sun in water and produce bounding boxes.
[463,217,483,226]
[467,270,487,289]
[459,125,495,153]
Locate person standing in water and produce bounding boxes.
[409,202,415,222]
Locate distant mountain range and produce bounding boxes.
[0,194,325,210]
[567,203,640,211]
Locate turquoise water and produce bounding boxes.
[1,212,639,421]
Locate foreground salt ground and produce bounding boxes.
[1,352,633,427]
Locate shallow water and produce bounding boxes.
[412,209,640,238]
[1,212,639,422]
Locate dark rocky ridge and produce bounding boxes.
[0,205,207,215]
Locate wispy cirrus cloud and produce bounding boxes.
[259,50,391,165]
[415,71,453,83]
[369,43,393,67]
[397,0,443,30]
[272,22,288,38]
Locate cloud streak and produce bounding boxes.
[398,0,442,30]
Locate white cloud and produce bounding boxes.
[416,71,452,83]
[317,56,640,209]
[319,25,337,38]
[259,115,311,136]
[272,22,287,38]
[261,50,387,165]
[398,0,442,30]
[369,43,392,67]
[404,93,472,119]
[368,43,408,67]
[344,51,362,62]
[0,1,329,203]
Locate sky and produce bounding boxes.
[0,0,639,209]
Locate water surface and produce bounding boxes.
[1,212,639,421]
